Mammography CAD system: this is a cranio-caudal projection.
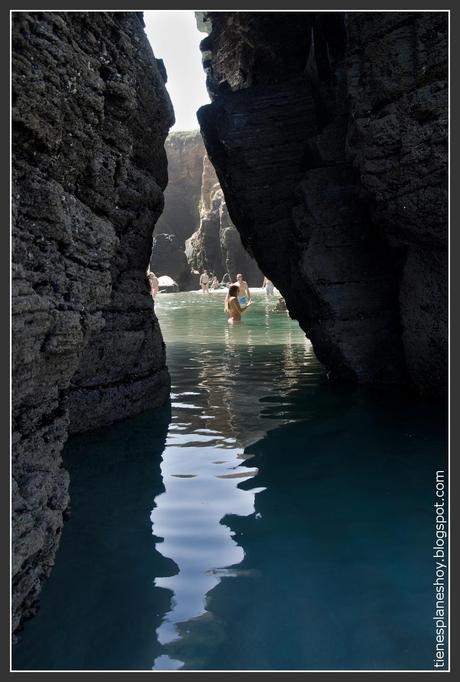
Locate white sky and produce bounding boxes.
[144,10,210,131]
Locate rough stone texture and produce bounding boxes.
[154,130,205,243]
[197,11,447,390]
[152,130,262,287]
[150,232,192,289]
[150,130,205,289]
[345,12,448,391]
[186,155,264,285]
[12,11,173,634]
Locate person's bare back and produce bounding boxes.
[227,296,241,323]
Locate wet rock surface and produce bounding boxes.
[12,11,173,633]
[197,11,447,390]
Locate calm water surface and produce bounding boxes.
[13,290,447,670]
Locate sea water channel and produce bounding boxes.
[13,289,447,671]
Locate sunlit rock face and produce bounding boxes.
[186,155,263,285]
[197,11,447,391]
[153,130,262,287]
[150,131,204,289]
[12,11,173,633]
[154,130,205,244]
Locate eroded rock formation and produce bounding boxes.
[152,130,262,287]
[150,131,205,288]
[150,130,263,291]
[186,155,263,285]
[197,11,447,391]
[150,232,191,289]
[12,11,173,633]
[154,130,205,242]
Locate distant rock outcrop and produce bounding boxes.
[150,232,193,290]
[186,155,263,285]
[12,11,173,634]
[154,130,205,243]
[151,131,262,288]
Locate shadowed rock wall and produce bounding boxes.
[197,11,447,391]
[12,11,173,633]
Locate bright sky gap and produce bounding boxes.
[144,10,210,132]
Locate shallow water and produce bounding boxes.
[13,290,447,671]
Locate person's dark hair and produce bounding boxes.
[224,284,240,313]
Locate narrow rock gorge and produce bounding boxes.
[197,11,448,391]
[186,154,263,284]
[12,11,173,633]
[12,8,448,643]
[151,130,263,287]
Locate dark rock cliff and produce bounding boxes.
[197,11,447,391]
[12,11,174,633]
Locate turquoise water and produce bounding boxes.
[13,290,447,671]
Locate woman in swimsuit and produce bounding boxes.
[224,285,252,323]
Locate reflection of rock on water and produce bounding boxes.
[150,436,261,670]
[13,405,175,670]
[160,394,446,670]
[151,299,319,670]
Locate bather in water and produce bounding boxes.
[224,284,252,323]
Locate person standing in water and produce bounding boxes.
[234,273,251,306]
[262,276,275,296]
[224,284,252,323]
[200,270,210,293]
[147,271,159,299]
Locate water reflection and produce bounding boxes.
[158,390,447,670]
[13,291,447,671]
[13,406,173,670]
[151,291,315,669]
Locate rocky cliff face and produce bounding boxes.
[154,130,205,242]
[150,131,205,288]
[12,11,173,633]
[186,155,264,285]
[197,11,447,391]
[152,130,262,287]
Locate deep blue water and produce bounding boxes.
[13,291,447,670]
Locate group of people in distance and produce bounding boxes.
[148,266,284,323]
[199,269,285,323]
[199,270,221,293]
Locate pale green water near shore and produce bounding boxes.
[13,290,447,671]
